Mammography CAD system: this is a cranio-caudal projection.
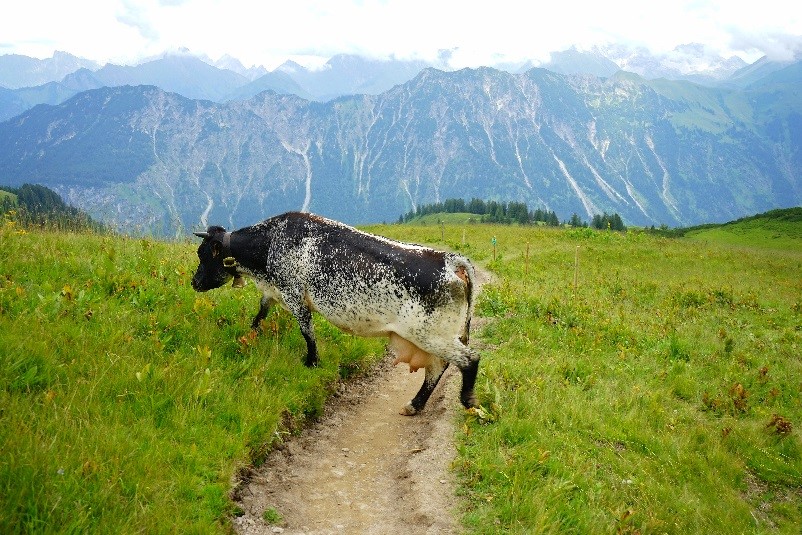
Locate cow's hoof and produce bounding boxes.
[461,394,478,409]
[399,403,417,416]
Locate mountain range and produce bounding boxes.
[0,58,799,235]
[2,45,796,123]
[0,50,437,122]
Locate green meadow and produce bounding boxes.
[0,217,385,533]
[370,213,802,534]
[2,209,801,533]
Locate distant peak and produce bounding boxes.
[166,47,193,56]
[277,60,305,73]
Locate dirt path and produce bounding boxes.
[232,359,463,535]
[232,267,490,535]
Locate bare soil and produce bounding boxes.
[231,268,490,535]
[232,358,464,535]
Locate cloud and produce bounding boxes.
[729,31,802,62]
[116,0,159,40]
[2,0,801,69]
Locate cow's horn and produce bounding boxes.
[193,232,210,239]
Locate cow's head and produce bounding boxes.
[191,226,235,292]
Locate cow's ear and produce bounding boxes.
[212,241,222,258]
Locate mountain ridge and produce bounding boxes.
[0,66,798,235]
[1,47,794,123]
[0,51,100,89]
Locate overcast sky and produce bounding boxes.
[2,0,801,69]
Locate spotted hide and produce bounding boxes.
[191,211,480,415]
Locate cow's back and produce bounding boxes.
[270,213,470,340]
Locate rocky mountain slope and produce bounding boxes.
[0,64,799,235]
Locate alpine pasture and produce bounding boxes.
[2,209,801,533]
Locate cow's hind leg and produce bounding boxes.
[401,359,449,416]
[416,338,481,410]
[442,342,480,409]
[458,352,480,409]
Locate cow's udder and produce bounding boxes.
[388,333,434,372]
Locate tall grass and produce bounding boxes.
[369,220,802,534]
[0,221,384,533]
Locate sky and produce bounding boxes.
[2,0,801,70]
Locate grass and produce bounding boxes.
[261,508,282,524]
[0,219,384,533]
[2,210,801,534]
[400,212,487,226]
[685,208,802,250]
[368,216,802,534]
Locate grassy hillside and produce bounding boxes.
[684,207,802,249]
[0,184,102,232]
[404,212,485,225]
[0,222,384,533]
[405,212,561,227]
[2,212,801,533]
[367,219,802,534]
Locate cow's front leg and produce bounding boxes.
[401,359,449,416]
[251,295,276,332]
[292,301,318,367]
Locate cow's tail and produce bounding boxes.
[447,254,476,345]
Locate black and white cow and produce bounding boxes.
[191,211,480,415]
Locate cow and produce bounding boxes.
[191,211,480,415]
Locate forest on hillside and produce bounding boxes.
[400,198,626,231]
[0,183,102,231]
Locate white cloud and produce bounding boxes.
[117,0,160,41]
[730,31,802,62]
[1,0,800,68]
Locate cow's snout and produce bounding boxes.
[190,265,227,292]
[191,271,205,292]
